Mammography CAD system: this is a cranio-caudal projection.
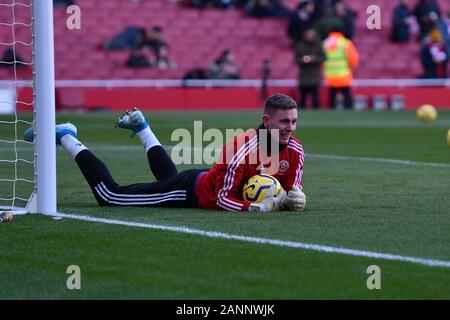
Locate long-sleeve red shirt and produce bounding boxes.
[195,128,304,212]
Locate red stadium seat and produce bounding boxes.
[0,0,440,80]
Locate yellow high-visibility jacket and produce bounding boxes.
[323,32,359,88]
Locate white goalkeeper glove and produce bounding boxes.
[284,186,306,211]
[249,186,287,213]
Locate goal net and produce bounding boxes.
[0,0,56,215]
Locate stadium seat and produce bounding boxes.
[1,0,445,80]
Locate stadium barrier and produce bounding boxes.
[5,79,450,111]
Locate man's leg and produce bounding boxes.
[24,123,201,208]
[311,85,320,109]
[116,108,177,181]
[299,85,308,110]
[69,142,200,208]
[24,123,117,206]
[94,168,203,208]
[56,129,126,206]
[342,87,353,109]
[304,87,312,109]
[329,87,337,109]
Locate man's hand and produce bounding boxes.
[249,186,286,212]
[284,186,306,211]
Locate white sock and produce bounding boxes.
[61,134,87,159]
[137,127,161,152]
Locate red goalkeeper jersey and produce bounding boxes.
[195,127,304,212]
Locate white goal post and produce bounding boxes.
[31,0,56,214]
[0,0,56,215]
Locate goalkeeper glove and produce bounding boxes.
[284,186,306,211]
[249,186,287,212]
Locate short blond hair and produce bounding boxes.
[264,94,298,115]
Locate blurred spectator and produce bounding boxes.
[145,26,176,69]
[391,0,415,43]
[186,0,214,8]
[208,49,240,79]
[218,0,237,8]
[53,0,74,7]
[235,0,251,8]
[186,0,236,8]
[216,0,236,8]
[315,5,343,41]
[0,48,26,69]
[428,11,450,51]
[311,0,326,21]
[146,26,168,58]
[312,0,344,20]
[123,28,152,69]
[183,68,208,81]
[413,0,441,40]
[334,1,356,40]
[295,28,326,109]
[126,48,151,68]
[261,58,271,100]
[244,0,275,18]
[420,29,449,78]
[186,0,290,16]
[104,26,147,50]
[323,26,359,109]
[446,11,450,37]
[117,25,175,70]
[287,0,316,43]
[153,45,177,70]
[272,0,293,18]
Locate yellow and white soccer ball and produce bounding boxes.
[447,129,450,147]
[242,174,281,203]
[0,211,13,223]
[417,104,438,122]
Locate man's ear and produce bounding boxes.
[262,114,270,127]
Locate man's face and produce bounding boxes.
[263,108,298,145]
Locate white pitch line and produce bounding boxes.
[306,153,450,168]
[88,145,450,168]
[1,144,449,168]
[43,211,450,269]
[97,146,450,168]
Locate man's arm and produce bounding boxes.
[282,140,306,211]
[345,41,360,69]
[214,134,257,212]
[215,163,285,213]
[283,140,304,191]
[214,132,286,213]
[215,162,252,212]
[316,44,327,64]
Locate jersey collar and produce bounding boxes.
[257,123,288,154]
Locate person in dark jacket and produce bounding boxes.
[420,29,449,78]
[391,0,414,43]
[126,48,151,68]
[413,0,441,40]
[287,0,316,43]
[334,1,356,40]
[428,11,450,51]
[315,5,343,41]
[295,28,326,109]
[244,0,275,18]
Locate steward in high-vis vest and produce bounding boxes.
[323,28,359,109]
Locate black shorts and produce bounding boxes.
[93,169,208,208]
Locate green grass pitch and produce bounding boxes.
[1,110,450,299]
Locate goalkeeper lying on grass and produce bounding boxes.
[24,94,306,212]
